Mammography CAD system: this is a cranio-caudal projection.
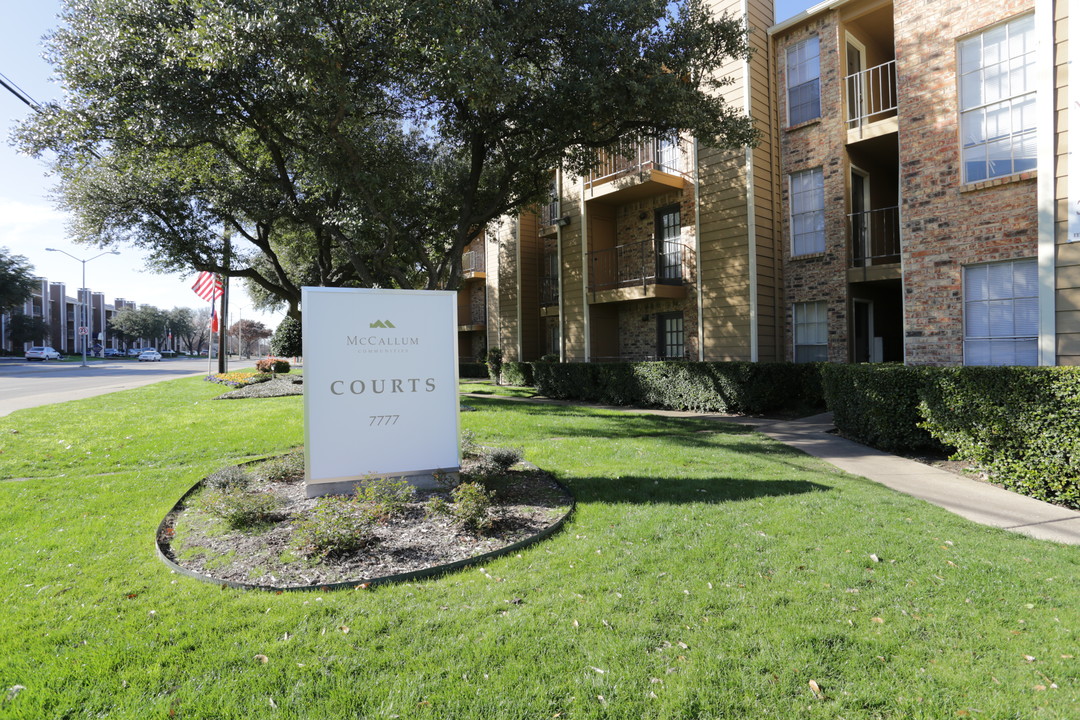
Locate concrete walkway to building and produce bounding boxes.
[462,392,1080,546]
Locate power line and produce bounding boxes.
[0,69,42,111]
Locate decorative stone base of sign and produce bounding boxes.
[304,468,460,498]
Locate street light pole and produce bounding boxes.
[45,248,120,368]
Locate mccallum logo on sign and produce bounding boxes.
[370,319,396,328]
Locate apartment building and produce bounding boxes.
[773,0,1072,365]
[468,0,1073,367]
[0,278,134,355]
[481,0,782,364]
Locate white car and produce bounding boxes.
[25,346,62,361]
[138,350,162,362]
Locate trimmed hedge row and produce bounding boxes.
[822,363,1080,509]
[529,361,824,415]
[459,362,489,379]
[500,362,534,387]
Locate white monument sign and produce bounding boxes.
[302,287,460,497]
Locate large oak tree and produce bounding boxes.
[18,0,757,316]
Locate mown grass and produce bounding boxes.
[459,381,538,398]
[0,378,1077,719]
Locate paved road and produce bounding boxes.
[0,357,212,417]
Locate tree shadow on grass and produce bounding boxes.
[565,474,831,505]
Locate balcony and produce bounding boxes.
[585,137,690,203]
[846,60,897,143]
[461,248,485,279]
[587,239,689,304]
[457,304,486,332]
[539,198,560,230]
[540,276,559,308]
[849,206,900,274]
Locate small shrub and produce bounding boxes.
[459,362,489,379]
[470,446,524,480]
[355,476,416,520]
[201,489,282,529]
[432,468,460,489]
[205,466,251,492]
[485,347,504,385]
[270,315,302,358]
[425,495,451,517]
[255,357,290,374]
[451,481,494,532]
[255,452,305,483]
[460,430,480,458]
[538,353,559,363]
[294,496,374,559]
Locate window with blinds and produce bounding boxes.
[790,168,825,256]
[793,301,828,363]
[787,37,821,126]
[963,259,1037,366]
[958,14,1036,183]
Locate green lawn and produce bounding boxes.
[0,377,1077,719]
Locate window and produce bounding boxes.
[656,206,682,281]
[793,301,828,362]
[787,37,821,126]
[958,14,1036,183]
[790,168,825,256]
[963,259,1037,366]
[658,312,684,360]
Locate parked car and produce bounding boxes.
[25,346,62,361]
[102,348,122,357]
[138,350,162,362]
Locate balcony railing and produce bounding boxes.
[846,60,897,132]
[461,248,486,275]
[540,276,559,307]
[588,136,687,187]
[539,198,560,228]
[849,206,900,266]
[588,239,687,291]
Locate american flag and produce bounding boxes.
[191,271,224,301]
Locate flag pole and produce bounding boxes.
[207,297,214,377]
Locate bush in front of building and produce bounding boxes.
[255,357,291,374]
[500,361,534,387]
[529,361,823,415]
[459,362,489,379]
[820,363,946,453]
[919,366,1080,509]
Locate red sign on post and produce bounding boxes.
[78,326,89,335]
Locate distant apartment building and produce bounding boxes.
[0,277,136,355]
[466,0,1074,368]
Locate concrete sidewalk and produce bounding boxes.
[461,391,1080,545]
[756,412,1080,546]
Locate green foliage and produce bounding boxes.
[293,496,374,559]
[6,313,51,347]
[199,489,283,529]
[471,446,524,480]
[500,361,534,387]
[820,363,946,453]
[255,357,291,374]
[204,465,250,492]
[920,367,1080,509]
[0,247,37,314]
[23,0,756,309]
[485,347,504,385]
[270,315,303,358]
[424,494,451,517]
[530,361,824,414]
[538,353,560,363]
[450,481,495,533]
[459,362,489,379]
[254,451,305,483]
[355,476,416,520]
[459,430,480,459]
[109,305,169,348]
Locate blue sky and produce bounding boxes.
[0,0,820,325]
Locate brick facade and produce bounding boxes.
[895,0,1037,365]
[776,15,853,363]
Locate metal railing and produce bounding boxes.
[461,249,486,275]
[588,239,688,291]
[540,276,559,306]
[539,198,560,227]
[845,60,897,131]
[588,136,687,187]
[849,206,900,266]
